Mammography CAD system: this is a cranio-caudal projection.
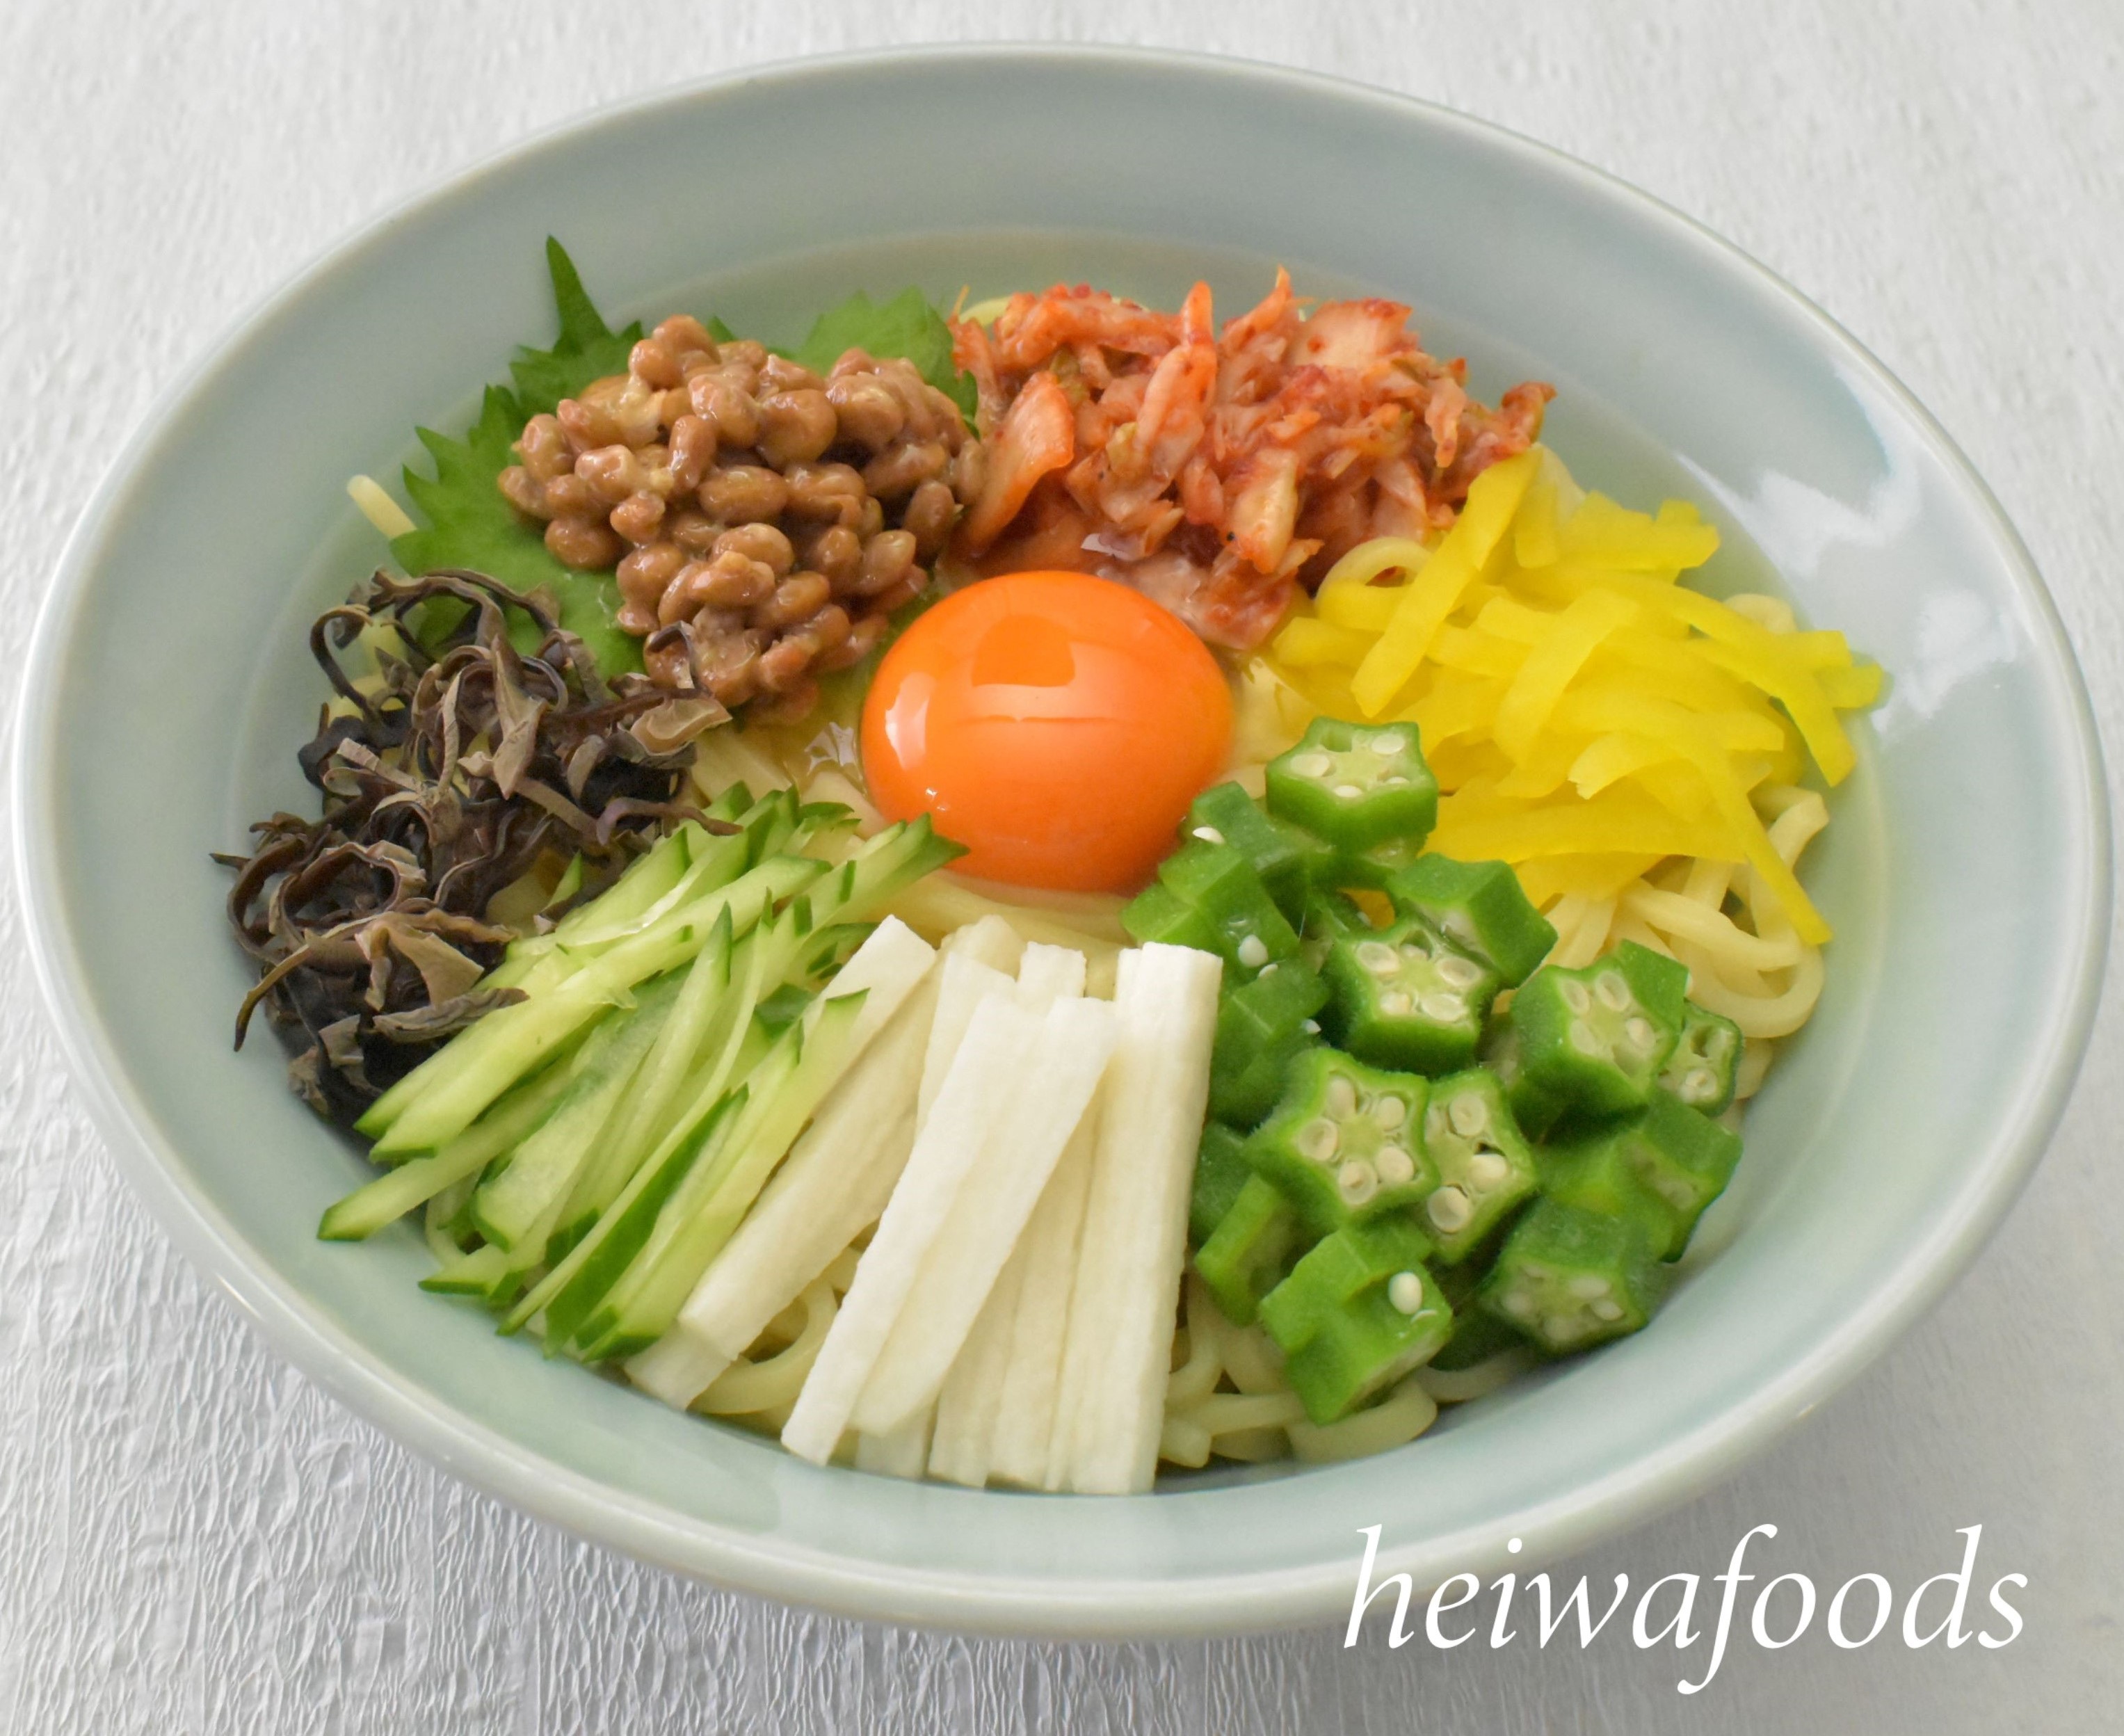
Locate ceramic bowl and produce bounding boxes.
[14,46,2109,1637]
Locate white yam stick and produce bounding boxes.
[621,924,938,1408]
[925,1248,1025,1487]
[1012,942,1087,1008]
[781,993,1040,1464]
[943,913,1026,974]
[1052,943,1222,1494]
[851,995,1118,1438]
[988,1107,1099,1488]
[855,1413,933,1479]
[815,917,938,1056]
[926,942,1086,1484]
[918,955,1018,1126]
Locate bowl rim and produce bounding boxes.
[12,40,2112,1638]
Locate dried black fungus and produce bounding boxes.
[222,568,734,1125]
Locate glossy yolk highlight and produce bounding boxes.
[860,571,1234,892]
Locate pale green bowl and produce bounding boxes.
[13,47,2109,1637]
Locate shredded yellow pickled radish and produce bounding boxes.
[1262,446,1879,949]
[1349,449,1540,714]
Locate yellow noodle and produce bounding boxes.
[1172,1391,1308,1434]
[1674,936,1824,1038]
[1287,1377,1440,1463]
[696,1279,835,1417]
[1159,1414,1215,1468]
[1165,1276,1225,1408]
[1547,895,1618,968]
[1734,1038,1776,1100]
[1218,1322,1289,1397]
[1414,1349,1538,1404]
[821,1244,863,1293]
[1209,1426,1294,1463]
[1623,883,1804,972]
[884,871,1130,951]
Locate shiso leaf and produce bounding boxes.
[508,236,645,418]
[391,240,642,673]
[785,287,978,423]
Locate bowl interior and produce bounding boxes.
[19,49,2105,1636]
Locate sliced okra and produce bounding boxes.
[1479,1198,1671,1353]
[1417,1068,1539,1263]
[1480,1020,1568,1142]
[1661,1002,1744,1115]
[1298,887,1369,972]
[1244,1046,1438,1236]
[1257,1210,1434,1353]
[1426,1304,1527,1372]
[1324,917,1499,1076]
[1508,950,1682,1120]
[1545,1091,1743,1259]
[1335,833,1429,892]
[1118,881,1222,955]
[1194,1175,1305,1326]
[1134,839,1298,981]
[1614,940,1690,1030]
[1185,782,1333,924]
[1190,1120,1256,1250]
[1282,1262,1453,1424]
[1209,960,1329,1129]
[1385,854,1558,986]
[1264,716,1439,855]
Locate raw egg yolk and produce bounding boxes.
[860,570,1233,892]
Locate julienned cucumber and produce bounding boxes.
[577,988,871,1362]
[367,851,823,1159]
[467,973,684,1251]
[359,790,793,1136]
[318,1043,581,1240]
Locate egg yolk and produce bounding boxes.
[860,571,1234,892]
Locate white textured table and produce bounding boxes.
[3,3,2118,1729]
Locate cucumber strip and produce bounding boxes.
[990,1108,1100,1490]
[504,1082,750,1344]
[565,1017,808,1353]
[851,995,1117,1438]
[553,821,756,951]
[357,810,789,1139]
[780,992,1039,1465]
[554,908,738,1235]
[318,1054,579,1241]
[704,782,755,823]
[469,973,683,1250]
[371,816,953,1155]
[626,970,937,1410]
[577,989,878,1361]
[420,1243,512,1296]
[556,906,785,1256]
[1053,942,1223,1494]
[552,839,954,1252]
[542,852,586,911]
[552,926,746,1255]
[366,853,823,1157]
[539,1002,781,1317]
[481,826,695,992]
